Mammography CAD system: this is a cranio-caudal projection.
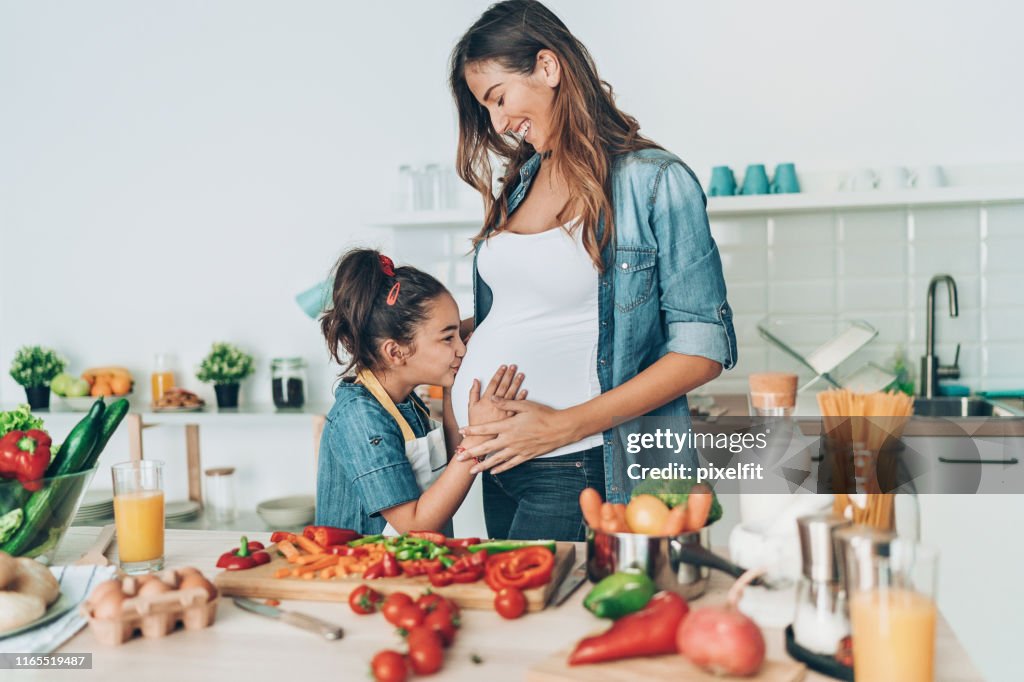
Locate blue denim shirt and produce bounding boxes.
[315,380,438,534]
[472,149,737,503]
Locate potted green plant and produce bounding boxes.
[9,346,67,410]
[196,342,255,409]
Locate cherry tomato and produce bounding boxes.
[349,585,383,615]
[382,592,415,626]
[407,629,444,675]
[494,587,527,619]
[416,592,446,613]
[371,650,408,682]
[395,604,426,630]
[424,608,458,647]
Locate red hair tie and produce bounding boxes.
[378,254,396,277]
[386,282,401,306]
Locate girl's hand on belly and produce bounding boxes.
[467,364,526,426]
[457,399,575,474]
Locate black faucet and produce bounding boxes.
[920,274,960,399]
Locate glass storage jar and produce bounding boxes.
[271,357,306,409]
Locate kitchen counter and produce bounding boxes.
[23,527,982,681]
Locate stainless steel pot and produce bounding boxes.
[585,522,769,600]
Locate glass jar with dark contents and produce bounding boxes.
[271,357,306,409]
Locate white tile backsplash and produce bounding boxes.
[982,237,1024,274]
[910,206,979,242]
[769,281,835,314]
[839,277,907,313]
[983,204,1024,238]
[984,309,1024,342]
[711,218,767,248]
[911,241,980,276]
[719,248,768,281]
[771,245,836,280]
[840,209,908,243]
[841,241,906,277]
[770,214,836,245]
[984,344,1024,379]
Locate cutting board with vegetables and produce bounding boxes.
[214,542,575,612]
[527,650,806,682]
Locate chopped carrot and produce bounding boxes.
[579,488,603,529]
[277,540,300,560]
[289,554,327,565]
[296,556,338,576]
[683,484,713,532]
[274,567,292,579]
[293,535,325,555]
[265,599,280,607]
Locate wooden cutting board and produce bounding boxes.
[527,649,806,682]
[214,543,575,612]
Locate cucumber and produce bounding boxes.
[45,400,105,477]
[84,398,129,469]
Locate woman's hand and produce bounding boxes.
[457,399,577,474]
[467,364,526,425]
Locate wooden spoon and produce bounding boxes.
[75,524,116,567]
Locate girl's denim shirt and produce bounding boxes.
[472,148,738,503]
[315,381,446,534]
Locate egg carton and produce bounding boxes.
[81,570,219,645]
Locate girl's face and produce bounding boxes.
[464,51,561,153]
[395,294,466,388]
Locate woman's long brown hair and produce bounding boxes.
[450,0,661,271]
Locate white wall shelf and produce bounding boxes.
[373,185,1024,228]
[6,403,333,429]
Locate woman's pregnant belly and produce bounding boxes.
[451,309,603,458]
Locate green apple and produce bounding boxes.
[50,373,73,396]
[66,378,91,398]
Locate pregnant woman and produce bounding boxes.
[448,0,737,541]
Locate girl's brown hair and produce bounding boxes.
[320,249,448,375]
[450,0,661,271]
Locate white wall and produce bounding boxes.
[2,2,1023,678]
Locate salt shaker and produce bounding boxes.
[792,513,852,655]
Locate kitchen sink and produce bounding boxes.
[913,397,1018,417]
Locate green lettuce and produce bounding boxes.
[0,404,45,438]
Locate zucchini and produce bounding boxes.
[84,398,129,469]
[45,400,105,477]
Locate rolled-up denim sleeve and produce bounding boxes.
[329,407,421,518]
[650,162,737,369]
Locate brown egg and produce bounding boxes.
[91,590,125,619]
[137,578,171,599]
[179,573,217,601]
[88,579,123,607]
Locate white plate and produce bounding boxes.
[151,404,205,413]
[0,591,76,640]
[165,500,201,519]
[58,394,130,411]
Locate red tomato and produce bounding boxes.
[395,604,426,630]
[407,630,444,675]
[416,592,446,613]
[382,592,415,626]
[494,587,527,619]
[349,585,383,615]
[371,650,408,682]
[424,609,458,647]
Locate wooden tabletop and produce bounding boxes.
[22,527,981,681]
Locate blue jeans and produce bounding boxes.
[482,446,605,541]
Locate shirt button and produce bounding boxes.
[600,320,608,328]
[611,485,619,492]
[599,359,606,366]
[620,263,629,270]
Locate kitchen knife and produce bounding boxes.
[548,561,587,606]
[233,597,344,640]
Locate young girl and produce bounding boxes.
[315,248,524,535]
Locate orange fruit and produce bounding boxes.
[91,380,114,397]
[110,375,131,395]
[625,494,671,535]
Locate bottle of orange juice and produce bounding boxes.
[151,353,176,404]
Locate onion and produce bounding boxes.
[676,569,766,677]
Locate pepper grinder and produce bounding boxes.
[792,513,852,655]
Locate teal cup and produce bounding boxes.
[739,164,770,195]
[771,163,800,194]
[708,166,737,196]
[296,279,331,319]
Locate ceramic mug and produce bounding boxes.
[770,163,800,194]
[915,165,946,188]
[708,165,737,196]
[877,166,916,190]
[296,280,331,319]
[739,164,770,195]
[840,168,878,191]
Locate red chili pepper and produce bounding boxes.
[444,537,482,550]
[485,547,554,591]
[303,525,361,547]
[216,535,271,570]
[270,531,297,544]
[568,592,690,666]
[0,429,52,489]
[381,551,402,577]
[408,530,447,545]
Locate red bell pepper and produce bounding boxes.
[568,592,690,666]
[485,546,554,591]
[325,544,366,557]
[270,531,297,544]
[381,551,402,577]
[302,525,361,547]
[445,537,481,550]
[216,535,271,570]
[428,570,454,588]
[0,429,52,489]
[407,530,447,545]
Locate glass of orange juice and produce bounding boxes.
[111,460,165,573]
[847,540,939,682]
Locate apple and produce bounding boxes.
[50,373,73,396]
[66,378,91,398]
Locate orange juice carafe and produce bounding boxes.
[113,490,165,562]
[151,353,177,403]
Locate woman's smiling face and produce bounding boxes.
[464,51,561,153]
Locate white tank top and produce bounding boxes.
[451,223,604,458]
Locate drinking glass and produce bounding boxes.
[846,540,938,682]
[112,460,165,573]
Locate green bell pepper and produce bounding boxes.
[583,570,657,619]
